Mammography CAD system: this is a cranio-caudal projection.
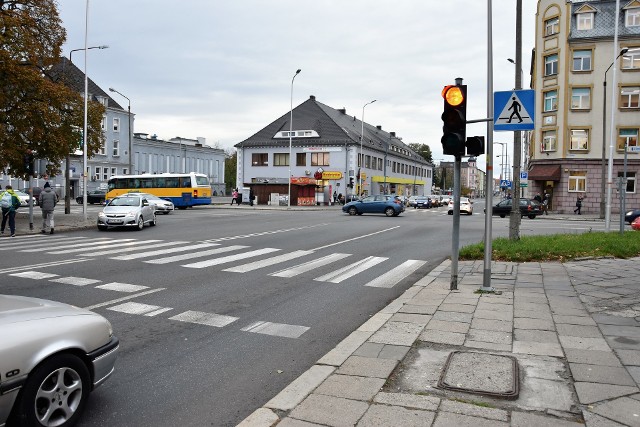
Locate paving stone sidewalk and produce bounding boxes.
[239,258,640,427]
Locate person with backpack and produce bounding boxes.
[39,182,58,234]
[1,185,21,237]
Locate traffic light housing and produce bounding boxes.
[23,150,34,176]
[348,177,354,188]
[441,84,467,156]
[465,136,485,156]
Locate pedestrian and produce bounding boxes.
[231,188,239,205]
[40,182,58,234]
[534,192,542,203]
[0,185,21,237]
[337,193,343,205]
[574,194,584,215]
[543,192,551,215]
[333,190,337,204]
[249,187,254,206]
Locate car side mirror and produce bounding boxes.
[142,200,149,206]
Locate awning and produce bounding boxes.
[528,165,561,181]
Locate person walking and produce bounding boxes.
[534,192,542,203]
[40,182,58,234]
[543,192,551,215]
[231,188,239,205]
[574,194,584,215]
[0,185,21,237]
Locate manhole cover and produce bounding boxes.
[437,351,519,399]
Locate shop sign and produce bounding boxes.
[322,171,343,180]
[290,177,316,185]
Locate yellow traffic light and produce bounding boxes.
[442,85,465,107]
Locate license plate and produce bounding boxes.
[107,219,123,224]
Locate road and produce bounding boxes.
[1,200,610,426]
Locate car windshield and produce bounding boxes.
[109,197,140,207]
[15,191,28,197]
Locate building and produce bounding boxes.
[531,0,640,214]
[437,160,485,198]
[235,95,433,206]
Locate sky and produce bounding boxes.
[58,0,538,178]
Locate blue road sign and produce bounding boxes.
[500,180,512,189]
[520,171,528,180]
[494,90,535,131]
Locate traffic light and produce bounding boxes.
[441,84,467,156]
[348,177,354,188]
[465,136,485,156]
[23,150,34,176]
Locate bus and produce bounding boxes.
[106,173,211,209]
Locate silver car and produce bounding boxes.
[97,195,156,231]
[0,294,118,427]
[125,192,174,214]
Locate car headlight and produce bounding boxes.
[627,211,633,215]
[98,212,106,218]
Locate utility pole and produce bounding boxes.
[509,0,523,241]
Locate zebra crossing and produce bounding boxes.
[2,235,428,288]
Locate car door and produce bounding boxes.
[495,199,511,215]
[141,198,154,219]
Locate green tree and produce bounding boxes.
[408,143,433,163]
[0,0,105,178]
[224,148,237,193]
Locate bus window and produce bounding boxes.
[181,178,191,188]
[165,177,179,188]
[141,178,153,188]
[195,176,209,186]
[156,177,166,188]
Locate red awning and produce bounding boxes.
[528,165,561,181]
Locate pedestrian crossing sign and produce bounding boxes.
[494,90,535,131]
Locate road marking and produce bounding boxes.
[83,288,165,310]
[223,250,315,273]
[182,248,281,269]
[95,282,149,292]
[313,226,400,251]
[50,276,102,286]
[241,321,309,338]
[108,302,173,316]
[80,241,187,257]
[9,271,59,280]
[314,256,387,283]
[0,236,83,251]
[270,253,351,278]
[169,310,238,327]
[200,224,328,244]
[364,259,427,288]
[18,238,114,252]
[0,258,92,274]
[111,242,220,260]
[144,245,248,264]
[49,239,157,254]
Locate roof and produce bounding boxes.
[528,164,561,181]
[235,95,430,165]
[569,0,640,41]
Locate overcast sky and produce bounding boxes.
[58,0,538,178]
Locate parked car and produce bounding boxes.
[427,195,441,207]
[408,196,418,207]
[20,187,42,204]
[14,190,37,207]
[413,196,431,209]
[342,195,405,217]
[447,197,473,215]
[0,294,118,427]
[97,194,156,230]
[77,189,107,205]
[125,192,174,214]
[625,208,640,224]
[489,198,542,219]
[440,195,451,205]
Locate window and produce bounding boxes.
[577,13,594,30]
[545,17,559,36]
[617,172,637,193]
[570,129,589,150]
[98,142,106,156]
[110,167,117,177]
[620,86,640,108]
[377,158,383,170]
[622,48,640,69]
[572,50,592,71]
[122,168,128,175]
[311,152,329,166]
[568,171,587,192]
[544,54,558,76]
[542,130,557,152]
[626,8,640,27]
[113,140,120,156]
[544,90,558,112]
[617,128,639,150]
[251,153,268,166]
[95,166,101,180]
[571,87,591,110]
[101,117,106,130]
[113,118,120,132]
[273,153,289,166]
[296,152,306,166]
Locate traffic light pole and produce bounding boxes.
[450,155,461,290]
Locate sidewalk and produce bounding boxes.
[239,258,640,427]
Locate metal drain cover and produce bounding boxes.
[437,351,519,399]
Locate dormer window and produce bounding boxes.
[625,3,640,27]
[577,12,594,30]
[274,130,319,138]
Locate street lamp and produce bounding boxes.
[600,48,629,219]
[108,87,132,176]
[287,69,301,208]
[82,0,90,221]
[65,45,108,214]
[359,99,376,197]
[494,142,507,180]
[507,58,524,87]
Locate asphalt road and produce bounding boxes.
[1,201,611,426]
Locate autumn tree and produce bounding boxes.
[224,148,237,193]
[0,0,105,179]
[407,143,433,163]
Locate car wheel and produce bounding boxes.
[348,206,358,216]
[150,214,157,226]
[13,353,90,427]
[384,207,395,217]
[97,225,107,231]
[528,215,536,219]
[499,214,506,218]
[137,216,144,230]
[448,211,453,215]
[75,198,82,204]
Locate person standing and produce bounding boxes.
[40,182,58,234]
[231,188,239,205]
[249,187,254,206]
[0,185,21,237]
[543,192,551,215]
[574,194,584,215]
[534,192,542,203]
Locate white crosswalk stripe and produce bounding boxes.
[364,259,427,288]
[49,239,159,255]
[223,250,314,273]
[19,238,122,253]
[270,253,351,278]
[81,241,186,257]
[0,236,85,251]
[108,302,173,316]
[314,256,387,283]
[95,282,149,292]
[144,245,248,265]
[182,248,281,269]
[9,271,59,279]
[50,276,102,286]
[169,310,238,327]
[111,242,220,260]
[241,321,309,338]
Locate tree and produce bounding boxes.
[0,0,105,178]
[224,148,237,193]
[407,143,433,163]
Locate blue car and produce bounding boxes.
[342,195,405,217]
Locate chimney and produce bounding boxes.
[310,95,316,100]
[376,125,382,130]
[338,108,346,114]
[390,132,396,137]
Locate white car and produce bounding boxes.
[97,194,157,230]
[447,197,473,215]
[0,294,118,427]
[125,192,174,214]
[14,190,37,207]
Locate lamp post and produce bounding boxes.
[287,69,301,208]
[82,0,90,221]
[359,100,376,197]
[601,48,629,219]
[108,87,132,176]
[65,45,108,215]
[494,142,507,180]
